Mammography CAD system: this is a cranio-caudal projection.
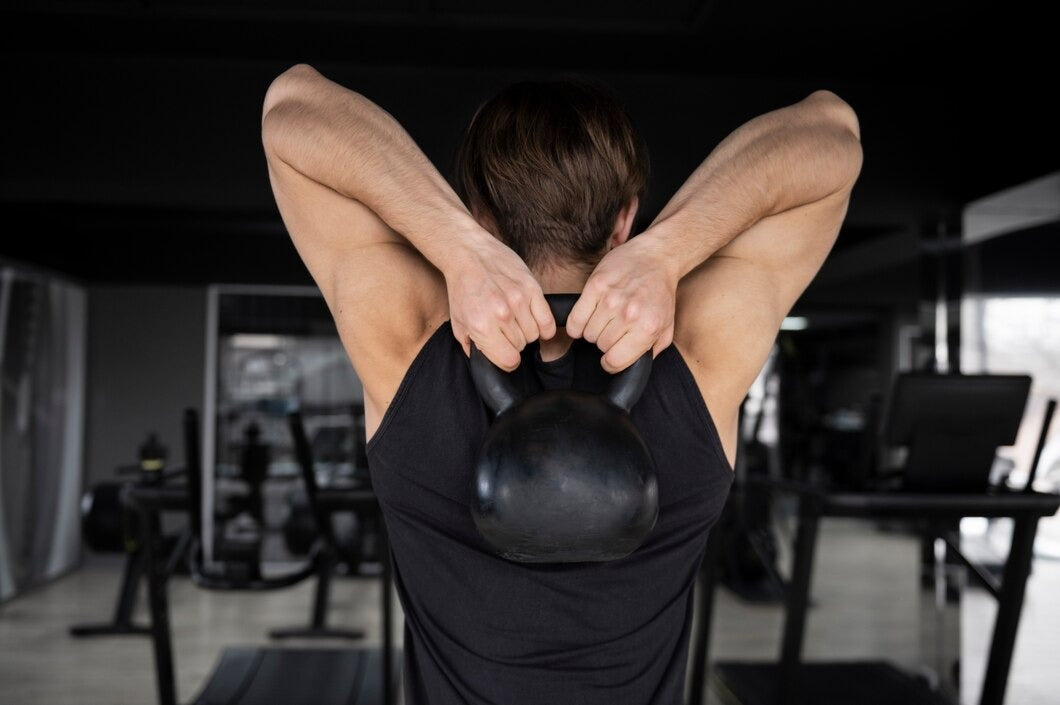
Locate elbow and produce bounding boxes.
[261,64,320,141]
[845,130,865,188]
[806,90,863,188]
[806,89,861,142]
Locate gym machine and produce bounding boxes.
[70,434,190,638]
[125,409,398,705]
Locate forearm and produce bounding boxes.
[642,90,863,280]
[261,64,485,273]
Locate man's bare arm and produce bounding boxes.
[262,64,555,370]
[568,90,862,371]
[263,65,485,272]
[644,90,861,279]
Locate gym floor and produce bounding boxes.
[2,518,1056,705]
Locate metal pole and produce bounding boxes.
[778,498,820,705]
[979,517,1040,705]
[141,505,178,705]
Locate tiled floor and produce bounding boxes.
[1,519,1056,705]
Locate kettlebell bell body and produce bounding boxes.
[469,294,659,563]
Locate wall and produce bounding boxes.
[4,54,963,230]
[84,286,206,486]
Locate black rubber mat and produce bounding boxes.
[712,661,953,705]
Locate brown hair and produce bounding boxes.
[453,79,649,271]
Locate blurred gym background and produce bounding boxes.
[0,2,1056,705]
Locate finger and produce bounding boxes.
[512,295,542,346]
[502,323,529,366]
[566,288,600,339]
[595,317,626,353]
[582,309,615,345]
[479,293,524,369]
[653,325,675,357]
[476,330,522,372]
[502,315,528,353]
[529,291,557,340]
[601,330,651,374]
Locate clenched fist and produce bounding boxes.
[566,235,679,373]
[445,232,556,371]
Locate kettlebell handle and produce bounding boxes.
[469,293,652,416]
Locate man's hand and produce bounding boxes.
[444,231,556,371]
[567,235,680,373]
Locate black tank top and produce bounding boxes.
[366,321,733,705]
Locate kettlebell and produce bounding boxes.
[469,293,659,563]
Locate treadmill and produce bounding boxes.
[126,408,398,705]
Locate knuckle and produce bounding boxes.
[467,315,488,334]
[493,305,512,322]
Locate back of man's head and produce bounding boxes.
[453,79,649,272]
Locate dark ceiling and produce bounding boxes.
[2,0,1054,300]
[8,0,980,76]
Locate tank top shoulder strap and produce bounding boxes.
[365,320,460,456]
[634,343,732,473]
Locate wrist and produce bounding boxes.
[633,220,695,283]
[434,221,498,278]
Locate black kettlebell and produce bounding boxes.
[469,293,659,563]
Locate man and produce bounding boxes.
[262,65,861,704]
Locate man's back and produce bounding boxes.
[367,322,732,705]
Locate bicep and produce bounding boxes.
[674,191,850,416]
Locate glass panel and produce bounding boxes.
[961,294,1060,556]
[0,267,86,602]
[212,289,363,567]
